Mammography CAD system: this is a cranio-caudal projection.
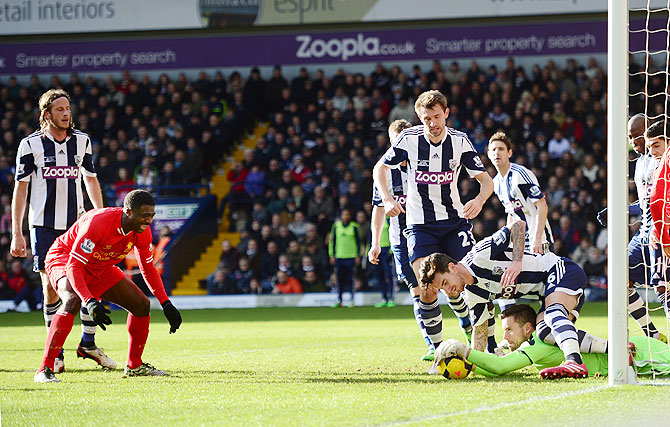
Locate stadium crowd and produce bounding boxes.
[0,55,628,303]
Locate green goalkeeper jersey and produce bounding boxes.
[467,333,670,377]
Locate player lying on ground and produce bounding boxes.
[434,304,670,377]
[419,220,604,379]
[34,190,182,383]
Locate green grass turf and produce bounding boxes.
[0,301,668,426]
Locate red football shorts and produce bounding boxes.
[45,253,127,299]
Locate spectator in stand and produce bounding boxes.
[207,267,236,295]
[301,270,327,292]
[232,257,255,294]
[272,270,303,294]
[219,239,239,271]
[548,129,571,159]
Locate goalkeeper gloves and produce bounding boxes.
[86,299,112,331]
[161,300,182,334]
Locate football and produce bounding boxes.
[437,356,473,380]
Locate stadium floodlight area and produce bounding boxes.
[613,0,670,385]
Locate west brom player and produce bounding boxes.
[35,190,182,382]
[10,89,115,372]
[598,115,667,341]
[488,131,552,311]
[369,119,471,361]
[373,90,494,353]
[420,220,601,379]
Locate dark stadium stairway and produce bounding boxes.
[172,122,269,295]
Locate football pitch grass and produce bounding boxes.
[1,302,668,426]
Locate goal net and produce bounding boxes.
[617,0,670,383]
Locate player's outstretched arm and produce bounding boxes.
[466,348,532,376]
[134,243,182,334]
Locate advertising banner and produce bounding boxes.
[152,202,200,236]
[0,0,657,35]
[0,20,607,75]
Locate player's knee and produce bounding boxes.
[133,295,151,317]
[61,293,81,314]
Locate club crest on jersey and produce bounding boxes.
[492,266,504,275]
[80,239,95,254]
[74,155,82,166]
[415,170,453,185]
[42,166,79,179]
[449,159,457,170]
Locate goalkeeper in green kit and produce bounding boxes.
[434,304,670,377]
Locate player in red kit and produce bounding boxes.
[650,121,670,257]
[34,190,182,383]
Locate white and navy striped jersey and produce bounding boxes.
[372,164,408,246]
[493,163,553,251]
[461,226,564,327]
[382,125,486,225]
[635,154,658,236]
[15,129,97,230]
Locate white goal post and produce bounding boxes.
[607,0,632,385]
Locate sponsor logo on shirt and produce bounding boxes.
[393,194,407,206]
[414,170,453,185]
[499,282,517,299]
[42,166,79,179]
[80,238,95,254]
[503,199,524,212]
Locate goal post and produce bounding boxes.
[608,0,632,386]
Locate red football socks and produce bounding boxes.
[126,314,150,369]
[40,312,75,371]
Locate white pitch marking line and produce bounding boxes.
[369,384,610,427]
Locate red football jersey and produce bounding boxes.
[47,207,169,304]
[650,147,670,248]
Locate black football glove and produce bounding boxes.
[596,208,607,227]
[86,299,112,331]
[162,300,182,334]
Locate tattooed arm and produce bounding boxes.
[472,321,489,352]
[501,220,526,287]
